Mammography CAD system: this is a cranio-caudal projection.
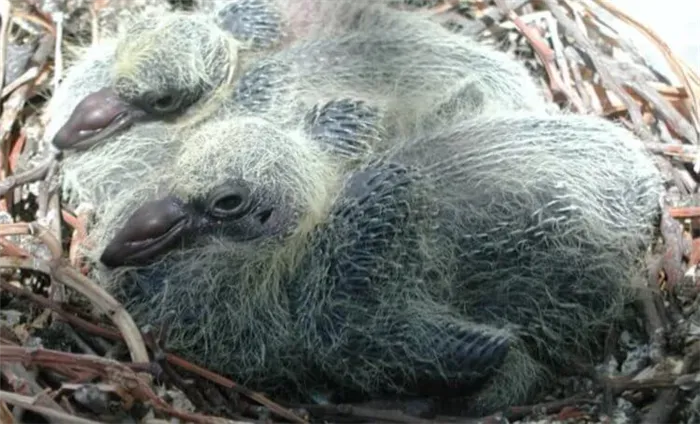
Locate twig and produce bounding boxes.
[0,237,32,257]
[164,354,307,423]
[89,0,111,46]
[542,0,650,138]
[11,9,55,35]
[0,154,57,197]
[659,209,687,292]
[642,342,700,423]
[62,208,91,269]
[51,12,63,91]
[0,221,149,373]
[668,207,700,219]
[56,321,99,355]
[0,222,63,260]
[493,0,585,111]
[52,266,150,366]
[0,0,12,94]
[0,34,53,147]
[428,1,458,15]
[642,390,677,424]
[0,363,65,424]
[641,256,667,364]
[0,280,121,340]
[607,58,699,144]
[42,148,64,309]
[504,393,598,420]
[1,66,40,99]
[457,0,532,35]
[564,47,593,111]
[0,280,305,423]
[0,391,102,424]
[588,0,700,141]
[297,403,437,424]
[528,10,584,108]
[645,142,700,163]
[0,256,52,275]
[0,346,257,424]
[0,401,14,424]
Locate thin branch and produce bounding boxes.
[0,154,57,197]
[0,0,12,94]
[494,0,585,111]
[543,0,650,138]
[0,391,102,424]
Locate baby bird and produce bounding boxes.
[46,0,318,219]
[49,0,291,151]
[49,0,382,151]
[43,23,185,226]
[74,98,381,268]
[51,0,550,154]
[96,104,661,415]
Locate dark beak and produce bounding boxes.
[100,196,189,268]
[52,87,146,151]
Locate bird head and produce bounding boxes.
[99,115,339,269]
[52,12,240,151]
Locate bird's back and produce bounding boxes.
[225,2,549,148]
[379,111,661,364]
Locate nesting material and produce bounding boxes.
[1,1,700,423]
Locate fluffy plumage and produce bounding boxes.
[46,0,389,222]
[48,0,551,232]
[221,6,553,160]
[42,33,183,236]
[44,0,307,224]
[95,107,662,414]
[52,0,551,156]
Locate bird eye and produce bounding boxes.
[154,95,174,108]
[207,184,252,219]
[137,90,183,115]
[150,94,179,113]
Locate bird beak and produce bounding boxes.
[100,195,189,268]
[52,87,146,151]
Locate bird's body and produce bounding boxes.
[97,107,661,414]
[221,10,552,160]
[228,4,549,120]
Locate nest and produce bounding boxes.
[1,0,699,422]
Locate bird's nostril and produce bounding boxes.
[257,209,272,224]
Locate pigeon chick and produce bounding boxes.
[45,0,318,221]
[96,105,662,414]
[49,0,385,151]
[51,0,550,155]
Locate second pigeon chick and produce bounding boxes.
[52,0,551,154]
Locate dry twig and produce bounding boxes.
[543,0,650,137]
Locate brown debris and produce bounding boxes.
[2,0,700,422]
